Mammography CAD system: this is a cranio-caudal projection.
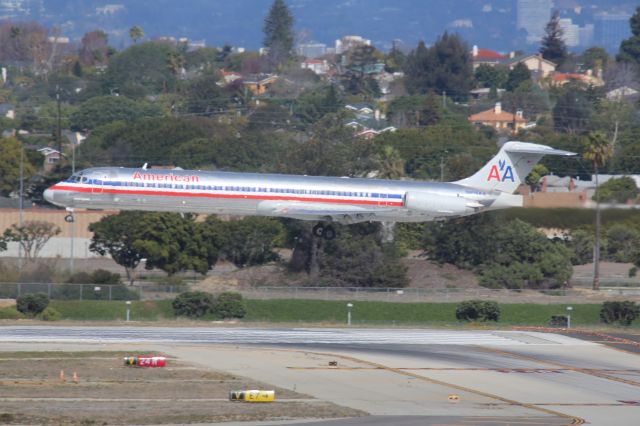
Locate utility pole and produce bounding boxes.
[18,144,24,274]
[56,84,62,154]
[440,151,447,182]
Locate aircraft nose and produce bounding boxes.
[43,188,54,203]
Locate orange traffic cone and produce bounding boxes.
[72,372,78,383]
[59,370,65,382]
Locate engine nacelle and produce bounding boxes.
[404,192,479,216]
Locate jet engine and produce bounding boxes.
[404,192,481,216]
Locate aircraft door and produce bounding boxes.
[378,193,389,206]
[91,175,105,193]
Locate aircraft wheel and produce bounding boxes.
[312,223,325,238]
[323,226,336,240]
[64,214,75,223]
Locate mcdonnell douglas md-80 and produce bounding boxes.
[44,141,575,240]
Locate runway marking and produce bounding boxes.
[289,348,585,425]
[476,346,640,388]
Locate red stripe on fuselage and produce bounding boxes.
[49,185,405,207]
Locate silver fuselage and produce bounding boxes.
[44,167,518,223]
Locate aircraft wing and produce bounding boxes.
[256,200,396,223]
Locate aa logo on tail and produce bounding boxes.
[487,159,514,182]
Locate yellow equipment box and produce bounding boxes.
[229,390,275,402]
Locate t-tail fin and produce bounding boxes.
[456,141,575,193]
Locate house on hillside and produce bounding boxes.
[243,74,278,95]
[301,59,330,75]
[549,71,604,87]
[468,102,527,133]
[505,54,556,80]
[471,45,509,69]
[37,147,63,173]
[606,86,639,102]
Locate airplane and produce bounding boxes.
[44,141,575,240]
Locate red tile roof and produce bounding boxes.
[469,109,525,123]
[474,48,508,60]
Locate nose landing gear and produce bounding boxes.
[312,223,336,240]
[64,208,75,223]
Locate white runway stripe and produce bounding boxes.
[0,326,588,346]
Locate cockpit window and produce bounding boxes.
[69,175,81,182]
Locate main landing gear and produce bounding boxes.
[312,223,336,240]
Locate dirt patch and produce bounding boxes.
[0,299,15,308]
[0,351,363,425]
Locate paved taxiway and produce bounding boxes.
[1,326,639,426]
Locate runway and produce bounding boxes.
[1,326,639,426]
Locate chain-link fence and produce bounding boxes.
[1,283,639,303]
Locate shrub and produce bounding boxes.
[67,272,92,284]
[16,293,50,317]
[455,300,500,322]
[629,267,638,278]
[67,270,121,284]
[90,269,121,284]
[0,306,23,320]
[600,301,640,326]
[212,292,246,319]
[40,307,62,321]
[172,291,214,318]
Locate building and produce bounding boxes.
[37,147,63,173]
[594,13,632,53]
[549,71,603,87]
[301,59,330,75]
[297,42,327,59]
[506,54,556,80]
[559,18,579,47]
[516,0,552,44]
[335,35,371,55]
[243,75,278,95]
[471,45,509,69]
[468,102,527,132]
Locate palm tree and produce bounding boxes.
[129,26,143,44]
[584,131,612,290]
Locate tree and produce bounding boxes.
[581,47,609,72]
[474,64,509,89]
[0,137,34,197]
[606,224,639,263]
[318,224,409,288]
[404,33,473,99]
[553,83,593,134]
[505,62,531,91]
[79,30,109,67]
[540,11,567,66]
[70,96,162,131]
[89,212,146,285]
[129,25,144,44]
[4,221,60,261]
[263,0,294,69]
[214,217,285,268]
[103,42,178,98]
[133,213,211,275]
[425,217,572,289]
[595,177,638,204]
[584,131,613,290]
[617,7,640,64]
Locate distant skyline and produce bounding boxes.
[0,0,636,53]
